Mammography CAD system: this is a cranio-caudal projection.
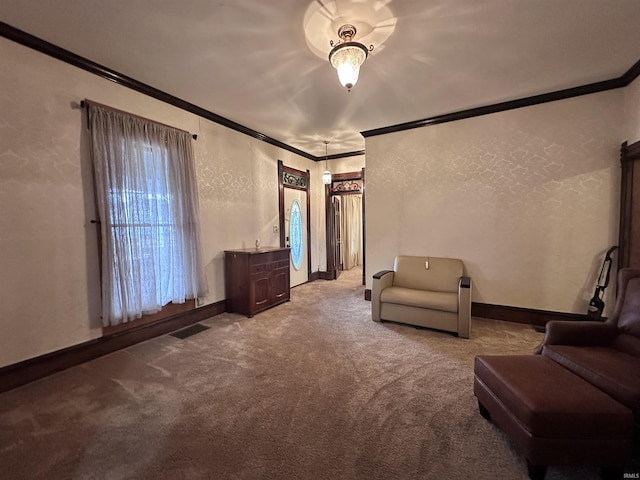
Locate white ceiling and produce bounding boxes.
[2,0,640,158]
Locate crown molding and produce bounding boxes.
[3,21,639,158]
[620,57,640,87]
[0,21,323,160]
[0,21,364,162]
[326,150,365,160]
[362,58,640,138]
[361,77,623,138]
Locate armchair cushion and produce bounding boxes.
[392,256,463,292]
[380,287,458,313]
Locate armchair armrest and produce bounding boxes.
[373,269,394,280]
[372,270,395,322]
[533,320,618,354]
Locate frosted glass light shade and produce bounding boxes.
[322,170,332,185]
[329,43,367,90]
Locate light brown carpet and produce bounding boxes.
[0,267,628,479]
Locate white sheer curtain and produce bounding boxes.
[340,194,363,270]
[88,103,208,326]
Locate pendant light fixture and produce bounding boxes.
[328,24,373,92]
[322,140,332,185]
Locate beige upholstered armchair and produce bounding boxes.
[372,255,472,338]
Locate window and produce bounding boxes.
[88,102,207,326]
[290,200,303,270]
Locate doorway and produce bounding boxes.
[284,188,308,287]
[278,161,311,287]
[325,169,365,284]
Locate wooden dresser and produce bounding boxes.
[224,247,291,317]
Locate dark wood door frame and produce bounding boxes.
[619,139,640,269]
[278,160,312,282]
[325,168,366,285]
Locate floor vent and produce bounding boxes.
[170,323,210,339]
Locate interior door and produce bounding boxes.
[285,188,308,287]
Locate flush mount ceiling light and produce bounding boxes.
[328,24,373,92]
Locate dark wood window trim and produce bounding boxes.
[103,299,195,335]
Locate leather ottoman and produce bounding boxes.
[473,355,633,480]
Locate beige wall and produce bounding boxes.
[195,120,323,306]
[0,38,319,367]
[1,32,635,367]
[326,155,366,175]
[365,90,625,315]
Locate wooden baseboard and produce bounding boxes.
[471,303,586,327]
[363,289,585,327]
[318,271,334,280]
[1,292,589,394]
[310,271,335,281]
[0,300,225,394]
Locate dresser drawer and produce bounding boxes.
[273,259,289,269]
[251,263,267,274]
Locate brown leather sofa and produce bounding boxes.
[474,268,640,479]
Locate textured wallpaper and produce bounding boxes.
[0,39,104,367]
[366,90,624,314]
[326,155,366,175]
[0,38,318,367]
[194,118,324,305]
[0,32,634,368]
